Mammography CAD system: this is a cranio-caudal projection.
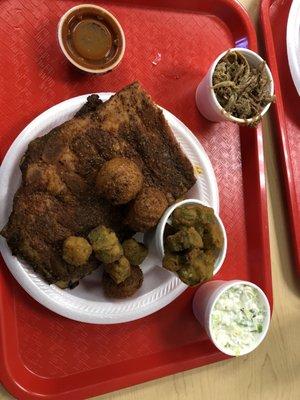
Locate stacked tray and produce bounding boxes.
[261,0,300,275]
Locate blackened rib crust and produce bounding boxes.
[1,82,196,287]
[74,94,103,117]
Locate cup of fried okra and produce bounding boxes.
[155,199,227,286]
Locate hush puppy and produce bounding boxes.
[96,157,143,205]
[125,187,168,232]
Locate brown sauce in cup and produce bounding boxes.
[61,7,123,71]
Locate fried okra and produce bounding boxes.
[88,225,123,264]
[122,238,148,265]
[166,227,203,252]
[172,204,214,229]
[202,249,218,267]
[96,157,143,205]
[172,205,198,228]
[178,248,214,286]
[56,279,80,289]
[162,203,224,286]
[62,236,92,266]
[104,256,131,284]
[103,265,143,298]
[162,253,182,272]
[195,204,215,224]
[163,223,176,241]
[202,222,224,251]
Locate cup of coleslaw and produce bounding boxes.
[193,280,271,356]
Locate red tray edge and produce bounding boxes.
[0,318,228,400]
[260,0,300,275]
[0,1,273,399]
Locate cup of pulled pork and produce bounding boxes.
[195,48,275,126]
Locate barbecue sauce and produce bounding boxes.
[61,7,123,71]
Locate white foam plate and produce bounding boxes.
[287,0,300,95]
[0,93,219,324]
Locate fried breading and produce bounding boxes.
[102,265,143,298]
[1,82,195,287]
[125,187,168,232]
[96,157,143,205]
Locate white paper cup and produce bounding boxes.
[193,280,271,356]
[195,48,274,124]
[155,199,227,276]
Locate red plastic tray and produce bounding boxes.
[261,0,300,275]
[0,1,272,399]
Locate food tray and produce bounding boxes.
[261,0,300,274]
[0,0,273,398]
